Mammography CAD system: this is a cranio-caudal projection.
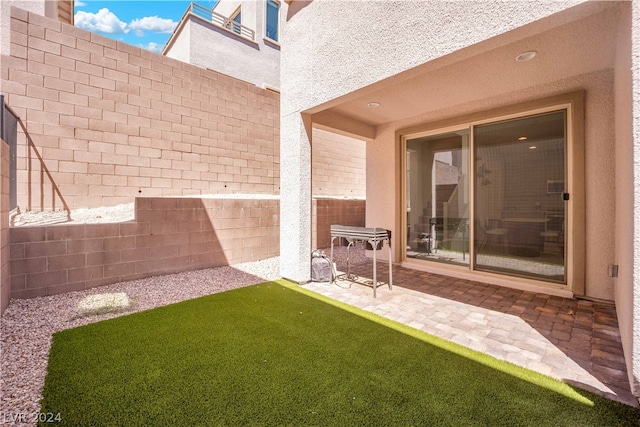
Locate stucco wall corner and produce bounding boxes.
[631,0,640,398]
[279,112,312,282]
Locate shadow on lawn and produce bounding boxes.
[40,280,640,426]
[324,250,637,407]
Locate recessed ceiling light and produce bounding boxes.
[529,145,537,150]
[518,136,528,141]
[516,51,537,62]
[367,102,380,108]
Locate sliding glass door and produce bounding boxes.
[406,129,470,266]
[404,110,567,284]
[474,111,566,282]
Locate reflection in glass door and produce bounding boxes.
[406,130,470,266]
[473,111,566,282]
[404,110,567,284]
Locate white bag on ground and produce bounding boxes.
[311,250,335,282]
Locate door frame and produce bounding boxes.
[396,92,585,295]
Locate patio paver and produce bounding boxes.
[302,258,639,407]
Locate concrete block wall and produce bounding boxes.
[9,196,279,299]
[1,141,9,314]
[312,198,366,249]
[312,128,366,198]
[201,196,279,265]
[1,8,280,211]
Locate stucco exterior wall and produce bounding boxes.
[187,17,279,89]
[369,70,615,299]
[164,19,191,64]
[281,0,638,398]
[629,0,640,398]
[165,1,280,90]
[281,1,587,117]
[280,0,592,283]
[213,0,244,19]
[614,0,637,396]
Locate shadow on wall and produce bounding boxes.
[9,197,279,299]
[286,0,313,19]
[7,104,71,217]
[312,198,366,249]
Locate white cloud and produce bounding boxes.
[129,16,178,36]
[75,8,129,34]
[140,42,163,53]
[74,1,87,7]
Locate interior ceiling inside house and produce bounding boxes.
[314,2,622,132]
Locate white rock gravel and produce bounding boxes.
[0,257,280,426]
[10,203,136,227]
[0,209,364,427]
[10,194,280,227]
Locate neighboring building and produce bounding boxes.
[279,1,640,398]
[162,1,280,90]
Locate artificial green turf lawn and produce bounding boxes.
[40,281,640,426]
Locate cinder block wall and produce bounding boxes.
[1,142,9,314]
[1,9,279,211]
[310,129,367,251]
[9,197,279,299]
[312,128,366,198]
[0,8,365,303]
[312,198,366,249]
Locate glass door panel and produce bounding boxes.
[473,111,566,282]
[406,130,470,266]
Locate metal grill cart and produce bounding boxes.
[330,225,392,298]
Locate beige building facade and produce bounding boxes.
[163,0,281,90]
[279,1,640,398]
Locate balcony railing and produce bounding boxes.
[190,2,255,41]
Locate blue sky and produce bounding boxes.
[74,1,219,53]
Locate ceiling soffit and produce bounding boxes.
[311,2,622,137]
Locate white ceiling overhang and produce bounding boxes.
[308,1,624,139]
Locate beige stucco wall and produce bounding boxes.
[627,0,640,398]
[281,0,588,117]
[614,0,637,396]
[164,19,191,64]
[165,1,280,90]
[370,70,614,299]
[281,1,625,294]
[212,0,244,20]
[280,0,638,398]
[280,0,592,282]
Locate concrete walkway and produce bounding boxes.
[303,259,638,407]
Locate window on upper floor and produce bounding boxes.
[228,7,242,35]
[266,0,279,42]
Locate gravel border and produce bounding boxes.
[0,246,364,425]
[0,257,280,426]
